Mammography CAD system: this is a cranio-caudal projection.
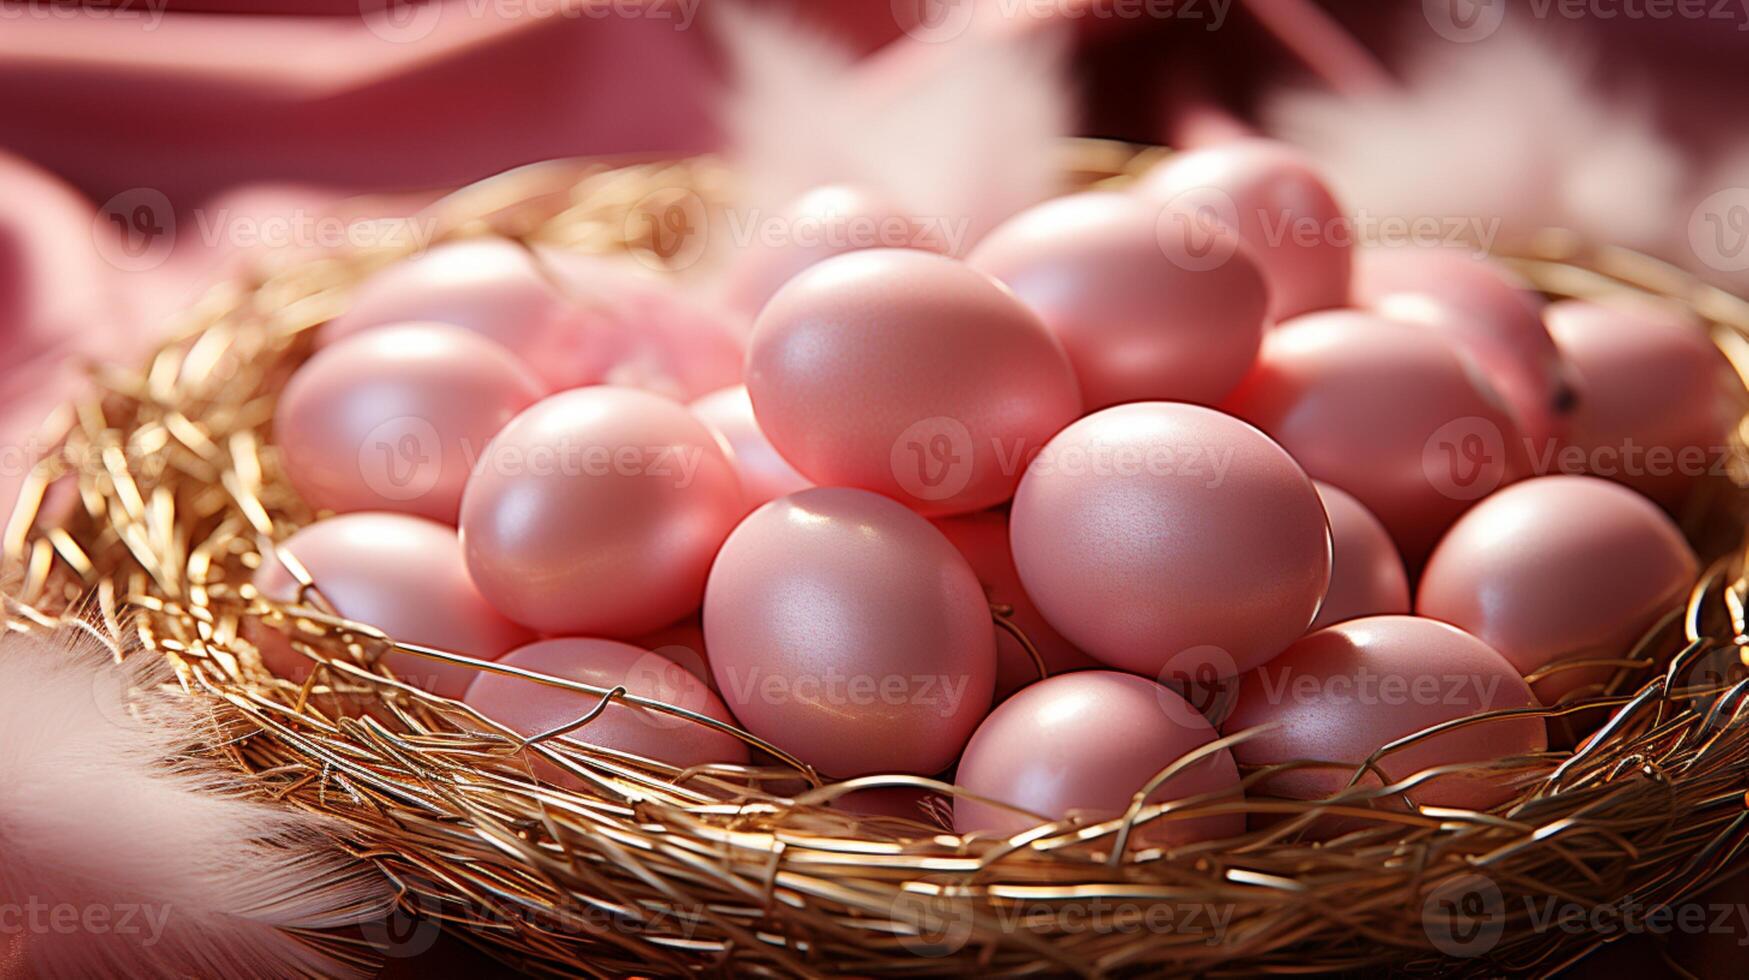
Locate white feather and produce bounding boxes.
[0,623,392,979]
[1262,31,1686,252]
[716,4,1073,252]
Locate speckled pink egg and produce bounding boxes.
[320,238,580,390]
[459,386,744,637]
[1009,402,1330,682]
[955,671,1243,846]
[703,487,997,777]
[1418,475,1698,705]
[462,638,747,787]
[277,322,543,524]
[968,191,1268,410]
[1354,246,1575,451]
[745,249,1081,516]
[932,509,1100,701]
[1137,139,1350,322]
[721,185,946,317]
[1224,310,1530,565]
[1311,481,1411,631]
[1543,299,1737,509]
[253,512,534,699]
[1222,616,1546,817]
[689,385,810,512]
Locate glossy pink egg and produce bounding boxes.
[319,238,580,391]
[462,638,747,787]
[703,487,997,777]
[1353,245,1574,451]
[745,249,1082,516]
[1543,299,1737,509]
[721,185,946,317]
[968,191,1268,410]
[276,322,543,524]
[533,249,746,401]
[1418,475,1698,705]
[459,386,744,637]
[253,512,534,699]
[1009,402,1330,681]
[955,671,1243,847]
[932,509,1100,701]
[689,385,810,512]
[1137,138,1350,322]
[1224,310,1530,565]
[1311,481,1411,631]
[1222,616,1546,817]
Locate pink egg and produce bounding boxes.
[955,671,1243,846]
[1418,475,1698,705]
[703,487,997,777]
[932,509,1100,701]
[276,322,543,524]
[968,191,1268,410]
[1354,245,1575,451]
[1224,309,1530,565]
[1137,138,1350,322]
[689,384,810,512]
[534,249,747,401]
[1311,481,1411,631]
[459,386,744,637]
[462,638,747,786]
[1009,402,1330,681]
[745,249,1081,516]
[721,184,946,317]
[1222,616,1546,818]
[320,239,580,391]
[253,512,534,699]
[1543,299,1737,509]
[632,616,717,693]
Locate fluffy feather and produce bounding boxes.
[1263,31,1685,252]
[716,3,1073,252]
[0,623,392,979]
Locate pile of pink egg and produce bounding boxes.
[263,139,1735,844]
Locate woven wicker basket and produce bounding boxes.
[6,140,1749,978]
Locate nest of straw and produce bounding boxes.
[5,141,1749,978]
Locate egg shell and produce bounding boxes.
[931,509,1100,701]
[1543,299,1738,509]
[1417,475,1698,705]
[1310,481,1411,631]
[533,249,746,401]
[1353,245,1574,451]
[720,185,947,318]
[252,512,534,699]
[1009,402,1330,681]
[689,384,811,513]
[954,671,1243,847]
[276,322,543,524]
[463,638,747,787]
[319,239,580,391]
[1137,138,1350,322]
[968,191,1268,410]
[1221,616,1546,820]
[703,487,997,777]
[1223,309,1531,565]
[459,386,745,637]
[745,249,1082,516]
